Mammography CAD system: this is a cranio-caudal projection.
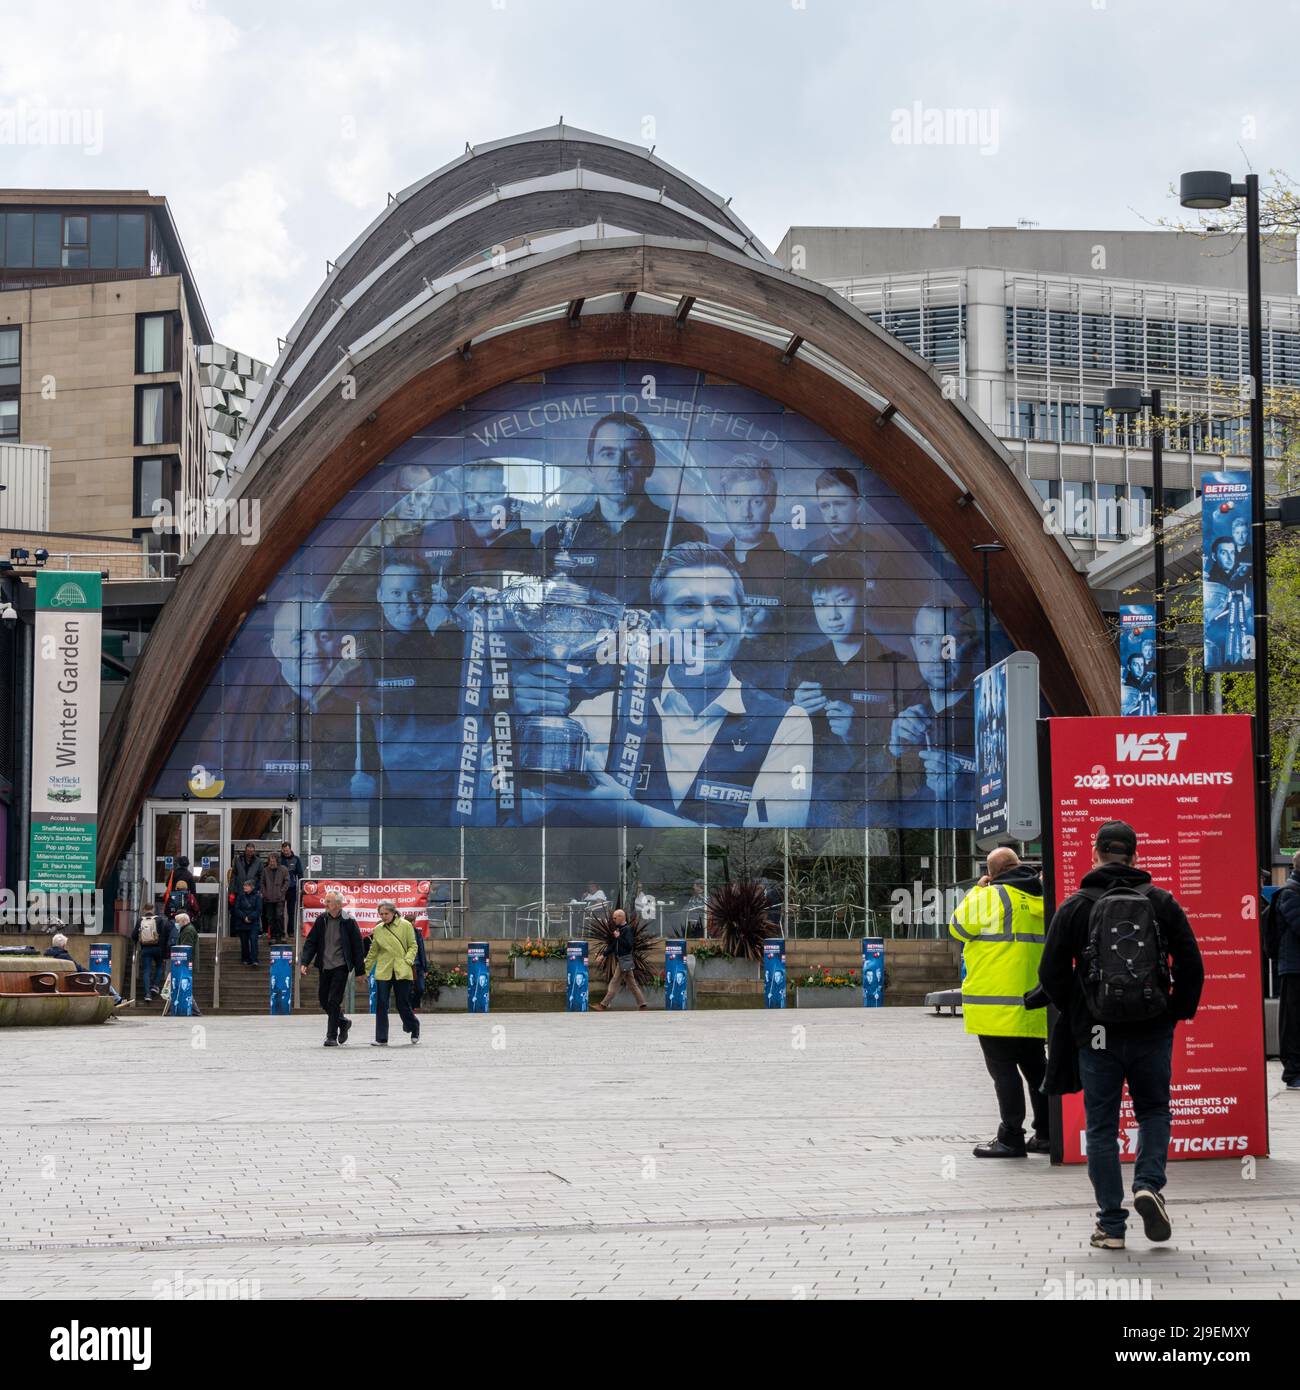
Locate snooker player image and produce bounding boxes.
[536,411,706,606]
[534,542,815,828]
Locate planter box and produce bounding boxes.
[796,988,861,1008]
[691,956,759,982]
[604,985,665,1010]
[429,987,468,1011]
[511,957,566,981]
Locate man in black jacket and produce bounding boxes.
[1270,851,1300,1089]
[1039,820,1204,1250]
[300,891,367,1047]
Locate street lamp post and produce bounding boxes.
[973,542,1005,672]
[1179,171,1270,875]
[1104,385,1166,712]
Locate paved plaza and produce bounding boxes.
[1,1009,1297,1300]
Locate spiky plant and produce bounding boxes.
[707,879,774,961]
[588,909,655,984]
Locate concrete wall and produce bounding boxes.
[776,225,1296,295]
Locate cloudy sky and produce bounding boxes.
[2,0,1294,361]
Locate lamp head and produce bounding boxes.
[1179,170,1235,210]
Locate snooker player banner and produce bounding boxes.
[299,879,430,935]
[1119,605,1157,717]
[1201,471,1254,674]
[1041,714,1268,1164]
[152,362,1014,831]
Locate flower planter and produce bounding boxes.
[796,988,861,1008]
[691,956,759,982]
[510,957,566,981]
[429,987,468,1011]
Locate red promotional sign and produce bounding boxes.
[1044,715,1268,1163]
[299,879,431,936]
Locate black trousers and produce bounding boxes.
[1280,973,1300,1083]
[318,966,350,1041]
[978,1034,1049,1142]
[374,977,419,1043]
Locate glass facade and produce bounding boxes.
[154,362,1013,930]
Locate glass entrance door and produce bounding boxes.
[151,807,228,934]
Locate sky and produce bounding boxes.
[1,0,1296,363]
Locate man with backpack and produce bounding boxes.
[1039,820,1203,1250]
[1266,850,1300,1090]
[132,902,171,1001]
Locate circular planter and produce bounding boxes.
[510,957,566,981]
[795,988,861,1008]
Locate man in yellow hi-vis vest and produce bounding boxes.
[949,847,1049,1158]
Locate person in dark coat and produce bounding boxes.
[1039,819,1204,1251]
[1269,851,1300,1090]
[409,926,429,1011]
[232,880,264,967]
[300,890,367,1046]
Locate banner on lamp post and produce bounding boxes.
[1201,472,1254,674]
[28,572,102,895]
[1119,605,1158,716]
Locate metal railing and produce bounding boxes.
[37,549,178,581]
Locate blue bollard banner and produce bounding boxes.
[367,970,377,1014]
[270,946,293,1014]
[862,938,885,1008]
[88,941,111,986]
[566,940,588,1012]
[665,940,689,1010]
[763,937,786,1009]
[468,941,490,1013]
[168,947,193,1017]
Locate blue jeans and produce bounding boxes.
[140,947,163,997]
[1077,1032,1175,1236]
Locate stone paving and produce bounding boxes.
[1,1009,1296,1299]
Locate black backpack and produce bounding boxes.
[1080,881,1171,1023]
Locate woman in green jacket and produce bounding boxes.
[364,901,421,1046]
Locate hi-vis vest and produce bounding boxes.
[948,881,1047,1038]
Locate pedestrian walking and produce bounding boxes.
[232,880,263,966]
[1039,820,1204,1250]
[593,908,647,1010]
[132,902,170,1001]
[300,890,366,1046]
[261,853,290,942]
[948,847,1049,1158]
[364,901,421,1046]
[1265,850,1300,1090]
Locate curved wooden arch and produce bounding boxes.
[98,249,1115,877]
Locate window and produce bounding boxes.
[137,385,168,446]
[1096,483,1128,540]
[0,327,17,439]
[133,457,175,517]
[118,213,146,269]
[138,313,170,373]
[2,212,34,267]
[90,213,117,268]
[1062,479,1094,537]
[61,215,88,269]
[34,212,61,268]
